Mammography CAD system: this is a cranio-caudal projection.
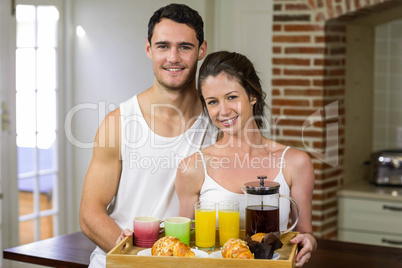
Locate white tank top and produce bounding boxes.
[110,95,216,226]
[198,147,291,231]
[90,95,217,266]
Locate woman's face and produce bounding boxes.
[201,72,256,135]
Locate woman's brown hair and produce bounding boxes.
[197,51,267,129]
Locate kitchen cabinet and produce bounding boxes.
[337,181,402,248]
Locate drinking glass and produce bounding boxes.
[218,200,240,247]
[195,201,216,251]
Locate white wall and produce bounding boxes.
[214,0,272,121]
[67,0,212,231]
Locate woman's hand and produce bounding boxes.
[290,232,317,267]
[114,228,133,246]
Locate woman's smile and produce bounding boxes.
[220,115,239,127]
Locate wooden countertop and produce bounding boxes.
[306,238,402,268]
[3,232,96,267]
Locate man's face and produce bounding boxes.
[146,19,207,92]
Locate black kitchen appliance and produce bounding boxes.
[370,149,402,186]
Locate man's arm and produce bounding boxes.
[79,108,122,252]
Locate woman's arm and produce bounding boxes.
[285,149,317,267]
[175,153,205,219]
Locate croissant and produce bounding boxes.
[151,236,195,257]
[221,238,254,259]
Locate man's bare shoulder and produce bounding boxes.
[103,108,121,124]
[94,108,121,150]
[109,107,121,117]
[101,108,121,127]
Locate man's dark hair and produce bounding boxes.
[148,3,204,47]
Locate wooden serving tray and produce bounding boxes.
[107,230,299,267]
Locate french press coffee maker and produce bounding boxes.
[242,176,300,236]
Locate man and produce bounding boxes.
[79,4,215,267]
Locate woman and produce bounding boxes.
[175,51,316,266]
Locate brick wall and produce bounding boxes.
[271,0,400,239]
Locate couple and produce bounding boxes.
[79,3,316,267]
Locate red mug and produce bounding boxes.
[133,216,164,248]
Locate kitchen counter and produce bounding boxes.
[337,180,402,201]
[337,180,402,248]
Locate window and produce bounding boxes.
[16,4,59,244]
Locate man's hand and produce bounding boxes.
[115,229,133,246]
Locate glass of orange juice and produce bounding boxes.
[195,201,216,251]
[218,200,240,247]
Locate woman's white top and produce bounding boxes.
[198,146,291,231]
